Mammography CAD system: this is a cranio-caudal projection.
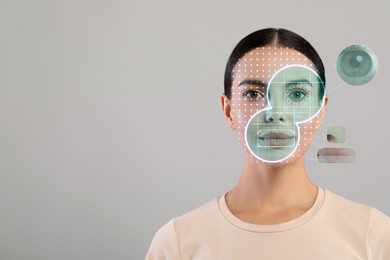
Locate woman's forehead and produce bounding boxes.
[232,47,315,85]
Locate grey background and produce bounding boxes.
[0,0,389,259]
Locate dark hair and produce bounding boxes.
[224,28,326,99]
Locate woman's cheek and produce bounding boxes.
[231,99,267,147]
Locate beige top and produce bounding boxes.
[146,188,390,259]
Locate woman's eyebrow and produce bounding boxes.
[238,79,267,89]
[287,79,313,87]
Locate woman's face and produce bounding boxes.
[225,46,326,164]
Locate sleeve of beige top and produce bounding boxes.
[145,219,180,260]
[367,208,390,260]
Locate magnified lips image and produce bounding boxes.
[245,110,299,161]
[257,131,295,147]
[317,148,355,163]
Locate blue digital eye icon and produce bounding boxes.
[336,44,378,86]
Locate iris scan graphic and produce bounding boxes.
[245,65,325,162]
[336,44,378,86]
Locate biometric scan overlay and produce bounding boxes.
[245,65,325,162]
[230,47,325,165]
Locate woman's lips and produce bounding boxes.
[257,131,295,147]
[317,148,355,163]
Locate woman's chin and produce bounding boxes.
[246,151,304,168]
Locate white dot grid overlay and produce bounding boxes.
[230,46,322,165]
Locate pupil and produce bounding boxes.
[350,55,364,69]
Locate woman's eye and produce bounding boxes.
[244,91,264,100]
[289,90,307,101]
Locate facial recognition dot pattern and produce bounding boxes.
[230,46,324,165]
[245,65,325,162]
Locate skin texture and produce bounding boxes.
[221,46,328,224]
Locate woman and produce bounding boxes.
[146,28,390,259]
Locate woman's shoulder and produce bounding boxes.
[146,196,223,259]
[174,195,222,227]
[323,189,375,215]
[322,189,390,235]
[319,189,390,259]
[153,195,222,236]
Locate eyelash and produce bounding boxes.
[243,90,265,100]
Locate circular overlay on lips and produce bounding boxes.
[336,44,378,86]
[245,65,326,163]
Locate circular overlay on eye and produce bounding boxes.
[245,65,326,163]
[336,44,378,86]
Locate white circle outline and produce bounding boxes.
[244,64,326,163]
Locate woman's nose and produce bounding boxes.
[265,110,287,123]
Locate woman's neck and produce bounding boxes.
[225,155,318,224]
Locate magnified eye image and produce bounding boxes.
[336,44,378,86]
[245,65,325,162]
[266,65,325,122]
[327,126,346,143]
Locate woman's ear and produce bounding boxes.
[220,94,236,130]
[315,96,328,129]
